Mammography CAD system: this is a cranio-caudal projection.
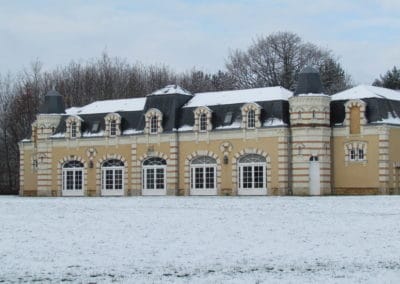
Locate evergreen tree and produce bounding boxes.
[373,66,400,90]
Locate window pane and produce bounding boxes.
[150,116,158,134]
[156,168,164,189]
[146,169,155,189]
[115,169,123,190]
[350,150,355,160]
[75,170,82,190]
[358,149,364,160]
[66,171,74,190]
[243,166,252,188]
[200,113,207,131]
[195,167,204,189]
[254,166,264,188]
[110,120,117,136]
[106,170,113,189]
[205,167,214,189]
[247,109,255,128]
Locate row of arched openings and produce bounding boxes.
[61,154,267,196]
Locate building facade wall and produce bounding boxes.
[20,127,288,196]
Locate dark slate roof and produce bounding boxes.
[294,66,324,95]
[49,84,400,138]
[330,85,400,125]
[39,89,65,114]
[137,93,193,132]
[179,100,289,131]
[331,98,400,125]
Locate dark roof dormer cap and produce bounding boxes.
[294,66,324,95]
[149,85,192,96]
[39,89,66,114]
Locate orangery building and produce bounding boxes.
[19,67,400,196]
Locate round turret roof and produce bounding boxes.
[294,66,324,95]
[39,89,66,114]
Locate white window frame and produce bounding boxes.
[101,160,124,196]
[150,115,158,134]
[349,148,365,161]
[62,161,84,196]
[110,119,117,136]
[142,157,167,196]
[247,109,256,129]
[190,156,217,195]
[199,113,208,132]
[238,154,267,195]
[71,121,77,138]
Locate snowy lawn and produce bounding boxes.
[1,196,400,283]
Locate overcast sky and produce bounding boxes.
[0,0,399,84]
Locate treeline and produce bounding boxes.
[0,31,354,193]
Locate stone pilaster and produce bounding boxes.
[378,126,390,193]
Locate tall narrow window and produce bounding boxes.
[62,161,84,196]
[101,159,124,196]
[71,122,77,138]
[110,120,117,136]
[199,113,207,132]
[190,156,217,195]
[358,148,364,160]
[150,115,158,134]
[142,157,167,195]
[247,109,255,129]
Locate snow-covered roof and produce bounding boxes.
[65,97,146,115]
[150,85,192,96]
[332,85,400,101]
[184,86,292,108]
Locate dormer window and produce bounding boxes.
[193,106,212,133]
[71,122,77,138]
[241,103,261,129]
[199,113,207,132]
[110,120,117,136]
[150,115,158,134]
[104,113,121,137]
[344,100,366,135]
[66,115,82,139]
[247,109,256,129]
[145,108,163,135]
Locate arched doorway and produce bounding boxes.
[142,157,167,195]
[62,160,84,196]
[237,154,267,195]
[190,156,217,195]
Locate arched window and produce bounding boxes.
[110,119,117,136]
[238,154,266,193]
[71,122,77,138]
[142,157,167,195]
[190,156,217,195]
[62,160,84,196]
[247,109,256,129]
[101,159,124,196]
[150,115,158,134]
[199,113,207,132]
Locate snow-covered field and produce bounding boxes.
[1,196,400,283]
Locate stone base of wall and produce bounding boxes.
[87,190,97,197]
[334,187,382,195]
[221,188,232,196]
[22,190,37,197]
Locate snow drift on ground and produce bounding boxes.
[1,196,399,283]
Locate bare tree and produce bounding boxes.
[226,32,352,94]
